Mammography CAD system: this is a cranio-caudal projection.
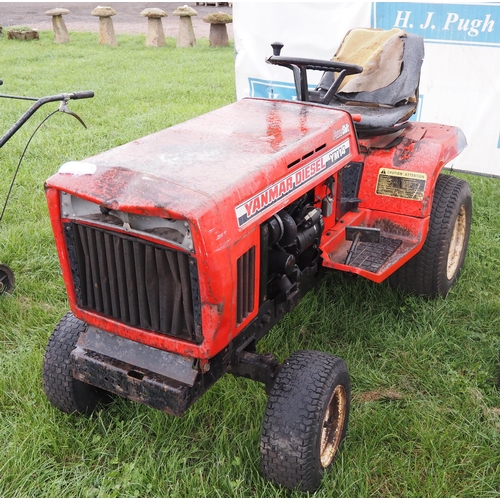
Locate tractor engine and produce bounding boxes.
[264,191,324,301]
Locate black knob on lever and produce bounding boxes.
[0,79,3,86]
[271,42,284,56]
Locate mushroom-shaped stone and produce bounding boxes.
[140,8,167,47]
[45,8,70,43]
[203,12,232,47]
[91,6,117,46]
[173,5,197,48]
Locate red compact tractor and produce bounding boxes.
[42,29,471,492]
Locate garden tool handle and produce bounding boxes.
[69,91,94,100]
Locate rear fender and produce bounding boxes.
[357,123,467,218]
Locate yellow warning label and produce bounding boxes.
[376,168,427,201]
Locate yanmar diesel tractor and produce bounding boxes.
[42,28,472,492]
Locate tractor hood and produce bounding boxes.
[45,98,358,232]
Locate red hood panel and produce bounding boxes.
[46,99,352,219]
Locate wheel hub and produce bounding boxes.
[320,384,347,468]
[447,204,467,280]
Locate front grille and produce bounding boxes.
[236,246,255,324]
[64,222,202,343]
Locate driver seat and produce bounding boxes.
[313,28,424,136]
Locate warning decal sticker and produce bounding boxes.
[376,168,427,201]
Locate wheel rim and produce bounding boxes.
[447,204,467,280]
[320,384,347,468]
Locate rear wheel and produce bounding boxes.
[0,264,14,295]
[260,350,350,492]
[42,312,110,415]
[389,174,472,298]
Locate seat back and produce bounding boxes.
[335,28,424,107]
[315,28,425,134]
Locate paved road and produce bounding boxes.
[1,2,233,38]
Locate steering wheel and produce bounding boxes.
[266,42,363,105]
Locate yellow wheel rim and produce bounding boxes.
[447,205,467,280]
[320,384,347,468]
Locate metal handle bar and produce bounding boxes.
[267,55,363,75]
[0,91,94,148]
[267,56,362,104]
[266,43,363,105]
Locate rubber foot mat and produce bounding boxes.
[348,236,402,273]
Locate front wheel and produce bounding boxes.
[260,350,350,492]
[42,312,110,415]
[389,174,472,298]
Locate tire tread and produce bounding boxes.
[42,312,105,415]
[260,350,350,492]
[389,174,472,297]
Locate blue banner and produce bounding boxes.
[248,78,301,101]
[372,2,500,47]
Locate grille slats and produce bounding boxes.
[156,248,173,333]
[133,240,151,328]
[236,247,255,324]
[145,245,160,331]
[178,253,195,334]
[167,252,184,336]
[123,238,139,326]
[113,236,130,323]
[68,222,200,342]
[96,230,112,316]
[104,232,120,318]
[77,226,95,309]
[87,226,103,312]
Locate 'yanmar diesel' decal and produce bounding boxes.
[376,168,427,200]
[236,139,350,227]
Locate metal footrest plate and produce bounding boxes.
[348,236,402,273]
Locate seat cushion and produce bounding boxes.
[332,102,416,130]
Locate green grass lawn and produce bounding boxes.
[1,31,500,497]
